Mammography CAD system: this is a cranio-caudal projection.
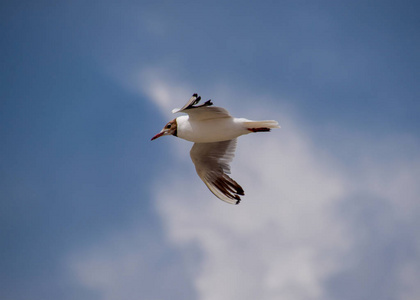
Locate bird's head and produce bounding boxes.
[151,119,178,140]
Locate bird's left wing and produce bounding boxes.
[190,139,244,204]
[172,93,231,121]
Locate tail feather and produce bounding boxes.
[244,120,280,129]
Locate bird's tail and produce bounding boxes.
[244,120,280,132]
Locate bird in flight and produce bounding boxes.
[151,93,280,204]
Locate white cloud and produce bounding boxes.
[67,226,196,300]
[68,72,420,300]
[146,76,420,300]
[153,103,350,300]
[138,67,193,118]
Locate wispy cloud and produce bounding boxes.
[150,84,349,300]
[67,224,196,300]
[68,72,420,300]
[138,67,193,118]
[146,75,420,300]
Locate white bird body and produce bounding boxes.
[151,94,279,204]
[176,115,251,143]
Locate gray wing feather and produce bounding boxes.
[190,139,244,204]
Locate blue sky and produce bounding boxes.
[1,1,419,299]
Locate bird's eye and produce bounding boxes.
[166,124,171,129]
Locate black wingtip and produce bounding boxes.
[234,188,244,204]
[192,96,201,106]
[203,99,213,107]
[185,94,214,110]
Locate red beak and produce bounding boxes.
[151,131,164,141]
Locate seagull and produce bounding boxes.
[151,93,280,204]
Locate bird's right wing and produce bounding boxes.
[172,93,231,121]
[190,139,244,204]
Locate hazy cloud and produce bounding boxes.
[148,77,420,300]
